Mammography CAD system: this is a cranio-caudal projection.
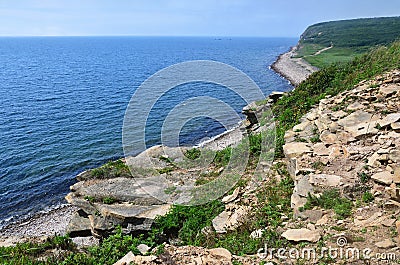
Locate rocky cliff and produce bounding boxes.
[111,71,400,265]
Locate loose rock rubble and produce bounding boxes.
[281,70,400,260]
[113,245,266,265]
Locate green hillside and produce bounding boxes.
[296,16,400,67]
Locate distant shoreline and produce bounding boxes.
[271,46,318,86]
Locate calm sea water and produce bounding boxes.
[0,37,295,225]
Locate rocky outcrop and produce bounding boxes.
[66,145,198,238]
[242,91,284,131]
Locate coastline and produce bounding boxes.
[0,123,246,244]
[0,204,77,246]
[0,46,304,245]
[271,46,318,86]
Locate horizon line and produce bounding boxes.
[0,34,299,38]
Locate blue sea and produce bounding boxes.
[0,37,295,226]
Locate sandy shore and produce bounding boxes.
[271,46,318,86]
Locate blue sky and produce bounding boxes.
[0,0,399,37]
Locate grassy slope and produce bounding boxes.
[296,16,400,68]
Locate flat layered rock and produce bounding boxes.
[291,192,307,209]
[346,102,365,111]
[67,212,92,237]
[309,174,342,187]
[354,212,385,227]
[293,121,313,132]
[379,84,400,97]
[281,228,320,242]
[96,203,165,220]
[343,121,379,139]
[337,110,373,128]
[319,131,337,144]
[375,239,396,249]
[371,171,393,185]
[126,145,188,170]
[69,177,167,204]
[212,206,250,234]
[295,176,314,197]
[297,210,323,223]
[283,142,312,158]
[378,113,400,128]
[208,248,232,261]
[113,251,135,265]
[391,122,400,130]
[312,143,331,156]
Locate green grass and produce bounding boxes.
[164,186,177,195]
[358,171,371,183]
[309,135,320,143]
[0,201,224,264]
[195,171,220,186]
[294,43,326,58]
[296,17,400,67]
[302,189,353,219]
[84,195,95,203]
[0,236,76,265]
[362,191,374,203]
[311,161,325,171]
[213,147,232,167]
[0,162,293,264]
[86,159,131,180]
[102,197,116,204]
[184,148,201,160]
[303,47,365,68]
[301,17,400,48]
[153,200,225,246]
[157,166,175,174]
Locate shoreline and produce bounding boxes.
[271,46,318,86]
[0,204,77,245]
[0,123,246,242]
[0,46,303,244]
